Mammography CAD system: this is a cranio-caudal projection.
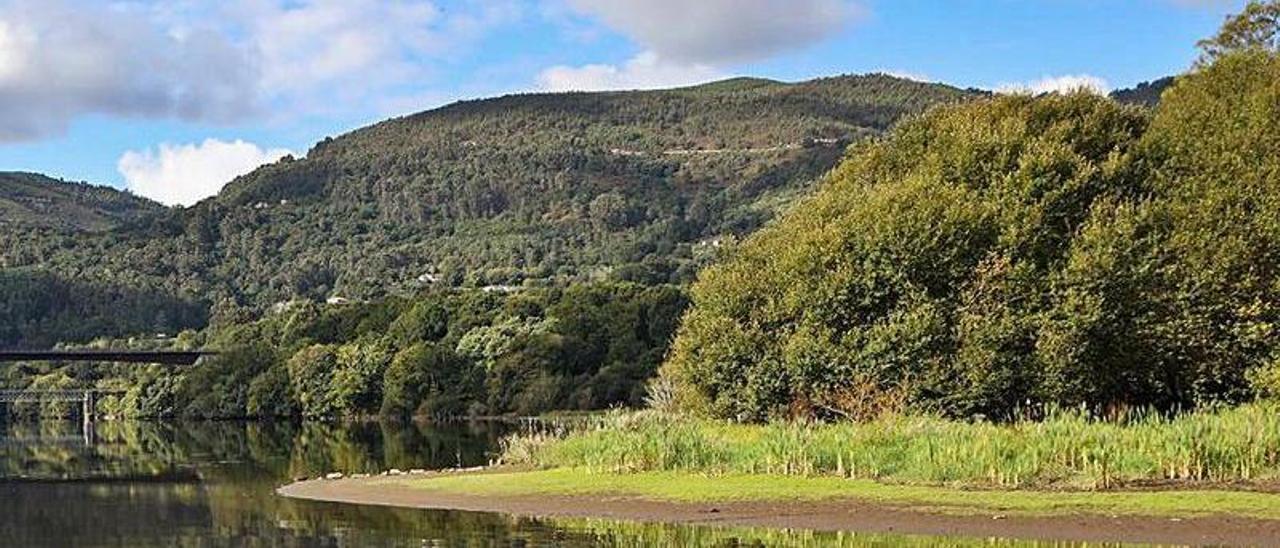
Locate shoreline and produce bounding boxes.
[277,469,1280,545]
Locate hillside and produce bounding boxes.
[0,172,161,232]
[0,74,973,345]
[1110,76,1176,107]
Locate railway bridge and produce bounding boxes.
[0,349,218,433]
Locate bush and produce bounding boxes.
[665,49,1280,421]
[1248,359,1280,400]
[664,93,1150,420]
[246,365,298,418]
[287,344,341,418]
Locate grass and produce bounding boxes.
[500,403,1280,489]
[392,468,1280,520]
[545,517,1077,547]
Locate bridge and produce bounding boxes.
[0,350,217,366]
[0,389,128,444]
[0,389,126,404]
[0,350,216,431]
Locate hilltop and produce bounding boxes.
[1110,76,1176,107]
[0,172,161,232]
[0,74,973,344]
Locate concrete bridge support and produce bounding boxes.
[81,390,96,444]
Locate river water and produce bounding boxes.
[0,419,1110,546]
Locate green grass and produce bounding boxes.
[393,468,1280,520]
[501,404,1280,489]
[544,517,1083,547]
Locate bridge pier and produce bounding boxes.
[81,390,96,441]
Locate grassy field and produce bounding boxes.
[500,404,1280,489]
[392,468,1280,520]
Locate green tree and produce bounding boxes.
[331,342,391,415]
[246,365,298,417]
[1198,0,1280,64]
[664,93,1151,420]
[287,344,341,418]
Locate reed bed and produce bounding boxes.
[500,403,1280,489]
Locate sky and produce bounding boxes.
[0,0,1248,206]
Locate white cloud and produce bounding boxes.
[539,51,723,92]
[564,0,860,64]
[995,74,1111,95]
[229,0,519,112]
[0,0,522,142]
[0,0,257,142]
[877,69,932,83]
[118,139,293,206]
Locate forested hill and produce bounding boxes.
[0,74,973,345]
[1110,76,1176,107]
[0,172,162,231]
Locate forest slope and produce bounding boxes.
[0,74,973,345]
[0,172,161,232]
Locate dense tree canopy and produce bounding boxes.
[663,47,1280,421]
[1198,0,1280,64]
[0,172,161,233]
[3,283,687,419]
[0,75,972,348]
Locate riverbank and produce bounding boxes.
[278,468,1280,544]
[502,406,1280,489]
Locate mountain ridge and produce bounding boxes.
[0,73,973,346]
[0,172,162,232]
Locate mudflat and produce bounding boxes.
[278,475,1280,545]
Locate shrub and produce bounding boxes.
[665,49,1280,420]
[664,93,1150,420]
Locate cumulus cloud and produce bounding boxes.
[539,52,723,92]
[0,0,521,142]
[564,0,860,64]
[229,0,520,113]
[0,0,257,142]
[995,74,1111,95]
[118,139,293,206]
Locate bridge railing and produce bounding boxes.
[0,389,127,403]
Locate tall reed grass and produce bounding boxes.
[500,403,1280,489]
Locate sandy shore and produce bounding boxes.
[279,475,1280,545]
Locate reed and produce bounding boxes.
[500,403,1280,489]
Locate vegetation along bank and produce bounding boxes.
[278,5,1280,543]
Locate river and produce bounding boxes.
[0,419,1109,546]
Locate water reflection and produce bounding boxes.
[0,420,1132,547]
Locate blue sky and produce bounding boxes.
[0,0,1246,205]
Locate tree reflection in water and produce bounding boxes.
[0,420,1050,546]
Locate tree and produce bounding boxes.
[287,344,341,418]
[1198,0,1280,64]
[246,365,298,417]
[331,342,391,415]
[663,93,1153,420]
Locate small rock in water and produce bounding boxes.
[352,473,370,479]
[325,472,345,480]
[388,468,404,475]
[410,469,428,475]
